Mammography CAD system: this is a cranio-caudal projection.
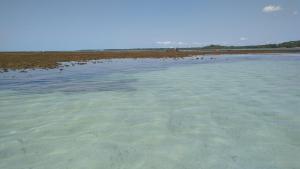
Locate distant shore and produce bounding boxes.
[1,48,300,71]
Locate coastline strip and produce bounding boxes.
[1,49,300,70]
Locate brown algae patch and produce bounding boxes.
[0,49,299,70]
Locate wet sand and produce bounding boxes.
[1,49,300,70]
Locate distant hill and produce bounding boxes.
[86,40,300,52]
[198,40,300,50]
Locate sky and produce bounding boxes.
[0,0,299,51]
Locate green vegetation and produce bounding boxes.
[200,40,300,50]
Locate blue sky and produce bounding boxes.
[0,0,299,51]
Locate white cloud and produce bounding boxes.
[177,41,185,45]
[156,41,172,45]
[156,41,188,46]
[293,11,298,15]
[155,41,209,47]
[240,37,248,41]
[262,5,282,13]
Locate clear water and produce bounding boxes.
[1,54,300,169]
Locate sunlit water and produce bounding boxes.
[1,54,300,169]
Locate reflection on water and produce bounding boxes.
[1,54,299,94]
[0,54,300,169]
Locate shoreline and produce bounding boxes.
[1,49,300,70]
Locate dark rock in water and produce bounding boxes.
[196,57,199,60]
[20,70,27,73]
[59,68,64,71]
[201,57,204,60]
[4,68,8,72]
[231,155,238,162]
[78,62,86,65]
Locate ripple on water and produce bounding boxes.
[0,54,300,169]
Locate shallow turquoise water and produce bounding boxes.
[1,54,300,169]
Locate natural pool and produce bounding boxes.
[0,54,300,169]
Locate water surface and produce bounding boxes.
[1,54,300,169]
